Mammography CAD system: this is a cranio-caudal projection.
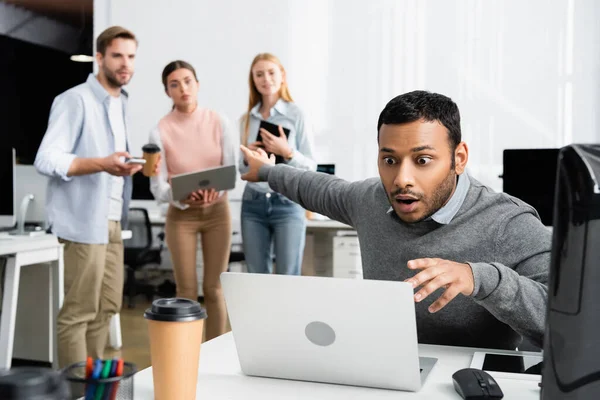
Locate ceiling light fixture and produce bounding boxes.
[71,2,93,62]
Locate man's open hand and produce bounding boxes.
[240,145,275,182]
[405,258,475,313]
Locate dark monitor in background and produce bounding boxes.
[0,34,92,164]
[502,148,559,226]
[317,164,335,175]
[0,147,16,229]
[132,173,154,200]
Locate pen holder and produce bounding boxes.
[62,361,136,400]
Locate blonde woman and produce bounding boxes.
[149,60,237,340]
[239,53,316,275]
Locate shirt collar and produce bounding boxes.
[250,98,288,118]
[386,173,471,225]
[86,73,128,103]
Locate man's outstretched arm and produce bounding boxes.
[241,145,359,227]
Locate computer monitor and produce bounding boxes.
[541,144,600,399]
[132,172,154,200]
[14,165,48,228]
[0,147,16,229]
[317,164,335,175]
[502,149,559,226]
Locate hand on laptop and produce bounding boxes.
[404,258,475,313]
[240,145,275,182]
[182,188,219,206]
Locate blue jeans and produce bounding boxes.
[241,188,306,275]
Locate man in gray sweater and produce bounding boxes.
[240,90,550,350]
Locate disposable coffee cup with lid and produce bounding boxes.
[142,143,160,155]
[144,298,207,322]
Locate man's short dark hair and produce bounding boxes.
[377,90,461,153]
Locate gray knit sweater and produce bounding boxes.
[259,165,550,350]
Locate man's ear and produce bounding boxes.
[95,51,103,66]
[454,142,469,175]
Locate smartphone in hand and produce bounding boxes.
[125,158,146,165]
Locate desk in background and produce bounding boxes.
[129,200,356,278]
[0,234,63,368]
[133,332,541,399]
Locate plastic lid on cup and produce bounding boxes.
[0,368,70,400]
[142,143,160,154]
[144,298,207,322]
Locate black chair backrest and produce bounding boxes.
[125,208,152,250]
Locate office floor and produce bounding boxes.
[106,299,231,370]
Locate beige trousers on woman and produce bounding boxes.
[165,199,231,340]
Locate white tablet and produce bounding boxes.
[171,165,236,201]
[470,351,543,382]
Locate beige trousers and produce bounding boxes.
[57,221,123,368]
[165,200,231,340]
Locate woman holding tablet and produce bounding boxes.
[239,53,317,276]
[148,60,237,340]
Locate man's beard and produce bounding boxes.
[415,170,457,223]
[391,169,457,224]
[103,65,131,88]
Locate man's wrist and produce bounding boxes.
[258,164,274,181]
[467,262,500,300]
[97,157,108,172]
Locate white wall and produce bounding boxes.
[95,0,600,193]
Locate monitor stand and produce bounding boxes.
[10,194,46,237]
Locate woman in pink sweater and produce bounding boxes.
[148,60,237,340]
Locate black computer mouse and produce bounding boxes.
[452,368,504,399]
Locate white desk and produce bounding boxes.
[133,332,540,399]
[130,200,355,277]
[0,234,63,369]
[130,200,353,230]
[306,218,352,230]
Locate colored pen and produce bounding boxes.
[86,359,103,400]
[110,358,119,377]
[96,360,113,400]
[85,357,93,379]
[94,360,112,400]
[92,360,103,379]
[109,359,124,400]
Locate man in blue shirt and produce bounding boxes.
[35,26,158,367]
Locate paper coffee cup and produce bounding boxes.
[144,298,207,400]
[142,143,160,177]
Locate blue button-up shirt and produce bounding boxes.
[239,99,317,193]
[34,74,132,244]
[429,173,471,224]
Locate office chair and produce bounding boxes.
[229,231,245,264]
[123,207,164,308]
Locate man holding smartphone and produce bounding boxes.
[34,26,159,367]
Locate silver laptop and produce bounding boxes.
[220,272,437,391]
[170,165,236,202]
